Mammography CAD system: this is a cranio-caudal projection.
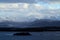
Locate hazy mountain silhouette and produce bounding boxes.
[28,19,60,27]
[0,21,29,28]
[0,19,60,28]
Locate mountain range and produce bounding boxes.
[28,19,60,27]
[0,19,60,28]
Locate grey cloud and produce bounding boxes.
[0,0,36,3]
[0,0,59,3]
[38,0,60,1]
[37,0,60,3]
[47,0,60,1]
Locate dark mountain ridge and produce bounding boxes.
[28,19,60,27]
[0,21,29,27]
[0,19,60,28]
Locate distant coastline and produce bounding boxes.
[0,26,60,32]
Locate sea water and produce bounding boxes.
[0,32,60,40]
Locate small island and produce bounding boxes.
[13,32,31,36]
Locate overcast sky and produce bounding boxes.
[0,0,60,3]
[0,0,60,22]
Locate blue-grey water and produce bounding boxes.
[0,32,60,40]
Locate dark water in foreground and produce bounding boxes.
[0,32,60,40]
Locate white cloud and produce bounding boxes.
[23,3,29,9]
[0,3,60,22]
[0,3,19,9]
[33,4,45,10]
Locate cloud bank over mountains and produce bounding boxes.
[0,2,60,22]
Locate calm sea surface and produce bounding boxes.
[0,32,60,40]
